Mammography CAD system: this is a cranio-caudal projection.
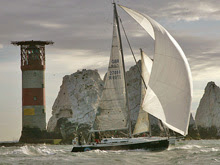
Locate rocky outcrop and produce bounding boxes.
[186,114,200,139]
[47,69,104,143]
[195,82,220,139]
[126,61,141,125]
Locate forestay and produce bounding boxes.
[133,51,152,135]
[120,5,193,135]
[92,11,128,132]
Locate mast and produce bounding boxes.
[113,3,132,138]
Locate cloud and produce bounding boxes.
[118,0,220,22]
[158,0,220,21]
[0,0,218,78]
[26,21,69,29]
[130,0,220,22]
[47,49,109,73]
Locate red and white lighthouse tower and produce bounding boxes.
[12,40,53,142]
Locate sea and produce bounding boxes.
[1,140,220,165]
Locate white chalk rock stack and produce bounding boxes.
[47,69,103,132]
[195,82,220,138]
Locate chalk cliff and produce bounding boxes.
[186,114,200,139]
[195,82,220,139]
[47,69,103,142]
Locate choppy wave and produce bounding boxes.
[200,147,220,153]
[91,149,108,153]
[2,145,65,156]
[89,149,149,154]
[1,141,220,165]
[168,141,220,155]
[176,144,202,150]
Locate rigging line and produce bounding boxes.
[119,17,148,91]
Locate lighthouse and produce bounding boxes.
[12,40,53,142]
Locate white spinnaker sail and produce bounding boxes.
[120,5,193,136]
[93,10,128,132]
[133,51,152,135]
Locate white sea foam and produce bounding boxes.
[91,149,108,153]
[2,145,65,156]
[168,144,203,152]
[200,147,219,153]
[174,144,202,150]
[214,158,220,162]
[15,146,45,155]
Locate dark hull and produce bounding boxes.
[71,139,169,152]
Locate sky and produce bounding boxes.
[0,0,219,141]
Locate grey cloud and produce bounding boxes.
[176,35,220,70]
[160,0,220,21]
[0,0,219,74]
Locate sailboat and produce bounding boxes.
[71,3,192,152]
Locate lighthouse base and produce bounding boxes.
[19,127,62,144]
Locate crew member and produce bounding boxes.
[95,132,100,143]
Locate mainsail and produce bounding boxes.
[133,51,152,135]
[120,5,193,136]
[92,7,128,132]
